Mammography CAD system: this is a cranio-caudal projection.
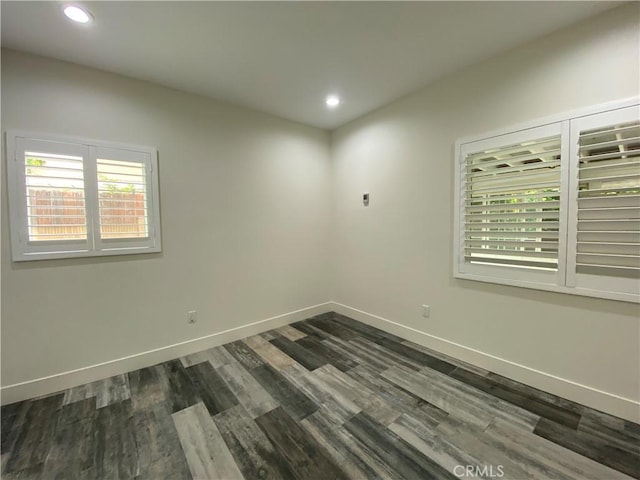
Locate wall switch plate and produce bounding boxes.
[187,310,197,324]
[363,192,369,206]
[422,305,430,318]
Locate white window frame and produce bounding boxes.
[6,130,162,261]
[454,98,639,303]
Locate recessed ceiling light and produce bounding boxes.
[326,95,341,108]
[63,5,93,24]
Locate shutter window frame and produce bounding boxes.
[454,98,639,303]
[6,131,162,261]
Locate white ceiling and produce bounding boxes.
[1,1,623,130]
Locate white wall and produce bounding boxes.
[331,4,640,420]
[1,50,332,393]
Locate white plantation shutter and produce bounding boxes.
[567,105,640,297]
[576,122,640,272]
[9,138,94,257]
[92,145,157,251]
[465,135,562,269]
[92,145,159,252]
[97,159,149,239]
[457,123,566,285]
[455,100,639,302]
[25,151,88,242]
[6,132,161,261]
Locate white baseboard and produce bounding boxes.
[331,302,640,424]
[5,300,638,424]
[0,302,333,406]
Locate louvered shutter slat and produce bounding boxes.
[577,242,640,255]
[471,169,560,188]
[576,253,640,269]
[466,200,560,213]
[578,219,640,231]
[466,192,560,206]
[576,149,640,163]
[580,123,640,139]
[578,194,639,209]
[578,172,640,183]
[578,231,640,243]
[469,181,560,195]
[466,248,557,259]
[579,158,640,172]
[466,239,559,249]
[463,134,561,270]
[579,135,640,152]
[466,156,561,175]
[466,221,559,229]
[467,230,560,240]
[463,257,556,269]
[466,210,560,221]
[578,207,640,220]
[466,137,560,161]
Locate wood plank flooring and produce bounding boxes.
[2,312,639,479]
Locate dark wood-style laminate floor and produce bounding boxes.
[2,312,639,479]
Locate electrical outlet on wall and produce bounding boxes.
[187,310,197,324]
[422,305,430,318]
